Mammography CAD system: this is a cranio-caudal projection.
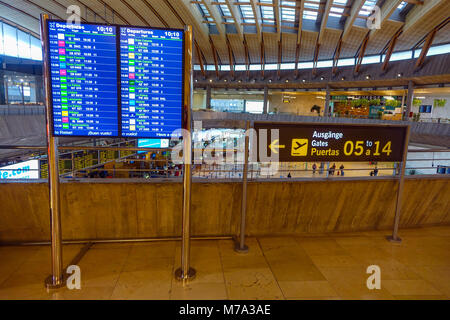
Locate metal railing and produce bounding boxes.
[1,144,449,181]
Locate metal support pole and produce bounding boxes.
[324,84,330,117]
[206,84,211,110]
[404,80,414,121]
[40,14,64,289]
[235,120,250,253]
[387,125,410,243]
[175,25,196,281]
[263,86,268,114]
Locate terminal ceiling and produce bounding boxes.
[0,0,449,70]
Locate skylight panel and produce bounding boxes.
[281,0,296,22]
[397,1,407,10]
[330,6,344,17]
[359,0,377,16]
[303,10,318,21]
[219,4,231,16]
[219,4,234,22]
[239,4,255,23]
[260,0,275,23]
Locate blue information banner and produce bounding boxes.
[119,27,184,138]
[48,22,119,137]
[137,138,169,153]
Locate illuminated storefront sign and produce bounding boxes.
[0,160,39,179]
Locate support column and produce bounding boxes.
[206,85,211,110]
[404,80,414,121]
[0,69,6,105]
[263,86,268,114]
[324,84,330,117]
[35,75,44,104]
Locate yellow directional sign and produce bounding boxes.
[291,139,308,156]
[268,139,285,154]
[254,122,408,162]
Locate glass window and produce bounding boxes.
[359,0,377,16]
[220,65,231,71]
[390,50,413,61]
[245,100,264,114]
[265,64,277,70]
[303,0,320,20]
[397,1,407,10]
[361,55,380,64]
[317,60,333,68]
[194,65,201,71]
[211,99,245,113]
[414,48,421,58]
[426,44,450,57]
[281,0,296,22]
[3,23,18,57]
[17,30,31,59]
[260,0,274,23]
[298,61,314,69]
[249,64,262,70]
[280,63,295,69]
[0,22,41,60]
[219,4,232,18]
[30,36,42,60]
[337,57,355,66]
[0,22,4,55]
[235,64,246,71]
[4,72,38,104]
[239,2,255,23]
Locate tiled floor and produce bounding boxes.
[0,226,449,300]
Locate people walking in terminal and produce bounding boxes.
[312,163,317,174]
[287,172,292,178]
[339,164,345,176]
[331,163,336,175]
[374,167,379,176]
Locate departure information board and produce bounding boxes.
[45,21,185,138]
[119,27,184,138]
[47,22,119,136]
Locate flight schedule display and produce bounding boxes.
[45,21,185,138]
[119,27,184,138]
[47,21,119,136]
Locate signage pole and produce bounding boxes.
[387,125,410,243]
[175,25,196,281]
[235,120,250,253]
[40,14,64,289]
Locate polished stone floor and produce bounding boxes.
[0,226,449,300]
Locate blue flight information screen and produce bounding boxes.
[47,21,119,136]
[119,27,184,138]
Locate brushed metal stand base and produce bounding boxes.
[386,235,402,243]
[234,243,249,254]
[175,267,196,281]
[45,275,65,289]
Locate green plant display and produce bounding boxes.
[369,98,381,106]
[434,99,446,107]
[350,99,361,108]
[413,98,422,107]
[385,99,400,107]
